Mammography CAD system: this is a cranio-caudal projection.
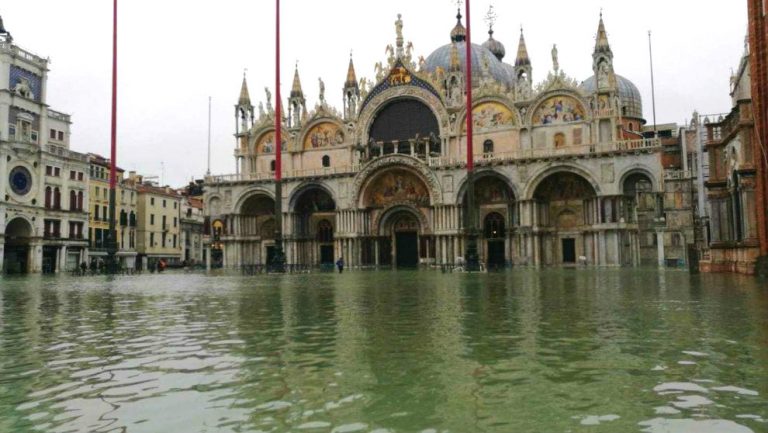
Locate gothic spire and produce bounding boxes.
[594,11,612,55]
[290,64,304,99]
[515,28,531,67]
[345,54,358,89]
[238,73,251,106]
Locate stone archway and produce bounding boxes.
[378,206,424,269]
[3,217,33,274]
[290,185,337,266]
[237,193,276,266]
[532,171,598,265]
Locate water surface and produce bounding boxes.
[0,269,767,433]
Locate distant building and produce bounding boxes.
[205,11,698,269]
[127,173,183,269]
[87,154,138,269]
[0,16,89,274]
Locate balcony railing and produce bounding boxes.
[0,42,48,67]
[209,139,661,184]
[47,145,89,162]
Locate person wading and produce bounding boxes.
[336,257,345,274]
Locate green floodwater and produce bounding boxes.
[0,270,767,433]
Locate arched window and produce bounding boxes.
[69,190,77,210]
[322,155,331,168]
[483,140,494,154]
[554,133,566,148]
[130,211,137,227]
[270,160,276,172]
[77,191,84,210]
[484,212,505,239]
[53,187,61,209]
[45,186,52,208]
[317,220,333,243]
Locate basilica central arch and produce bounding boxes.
[532,171,598,265]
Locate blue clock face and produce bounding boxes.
[9,166,32,196]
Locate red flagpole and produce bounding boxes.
[465,0,473,172]
[275,0,281,182]
[110,0,118,190]
[107,0,119,272]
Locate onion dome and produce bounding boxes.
[450,9,466,43]
[580,75,644,120]
[482,29,506,61]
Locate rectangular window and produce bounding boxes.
[54,167,61,177]
[151,197,155,206]
[70,170,76,180]
[150,232,155,246]
[173,217,177,228]
[174,202,177,210]
[150,214,155,225]
[78,172,84,181]
[173,234,177,249]
[94,205,99,220]
[162,215,167,229]
[163,200,167,208]
[46,165,53,176]
[103,206,108,221]
[58,131,64,141]
[50,129,56,139]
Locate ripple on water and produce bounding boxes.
[639,418,754,433]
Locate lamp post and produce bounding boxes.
[463,0,480,271]
[271,0,286,273]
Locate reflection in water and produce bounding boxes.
[0,270,766,433]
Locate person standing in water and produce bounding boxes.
[336,257,345,274]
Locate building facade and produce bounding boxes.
[0,17,89,274]
[130,173,183,268]
[180,196,205,265]
[746,0,768,276]
[205,12,696,269]
[87,154,138,269]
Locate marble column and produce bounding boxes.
[657,231,666,268]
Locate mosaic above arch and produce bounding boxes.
[533,96,586,125]
[256,131,287,154]
[470,102,516,132]
[364,168,430,208]
[304,122,344,150]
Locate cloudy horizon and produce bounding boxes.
[3,1,747,187]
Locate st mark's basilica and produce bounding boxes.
[204,10,695,269]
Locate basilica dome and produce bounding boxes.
[580,75,644,120]
[424,41,514,87]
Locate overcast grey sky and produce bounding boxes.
[3,1,747,186]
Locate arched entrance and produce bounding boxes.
[533,172,597,265]
[362,166,432,268]
[484,212,506,268]
[4,218,33,274]
[292,186,336,266]
[239,193,275,265]
[460,173,516,267]
[382,209,422,268]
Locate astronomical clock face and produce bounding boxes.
[9,166,33,196]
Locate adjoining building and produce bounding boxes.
[127,173,183,269]
[699,26,766,275]
[0,16,89,274]
[87,154,138,269]
[204,11,698,269]
[180,194,205,266]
